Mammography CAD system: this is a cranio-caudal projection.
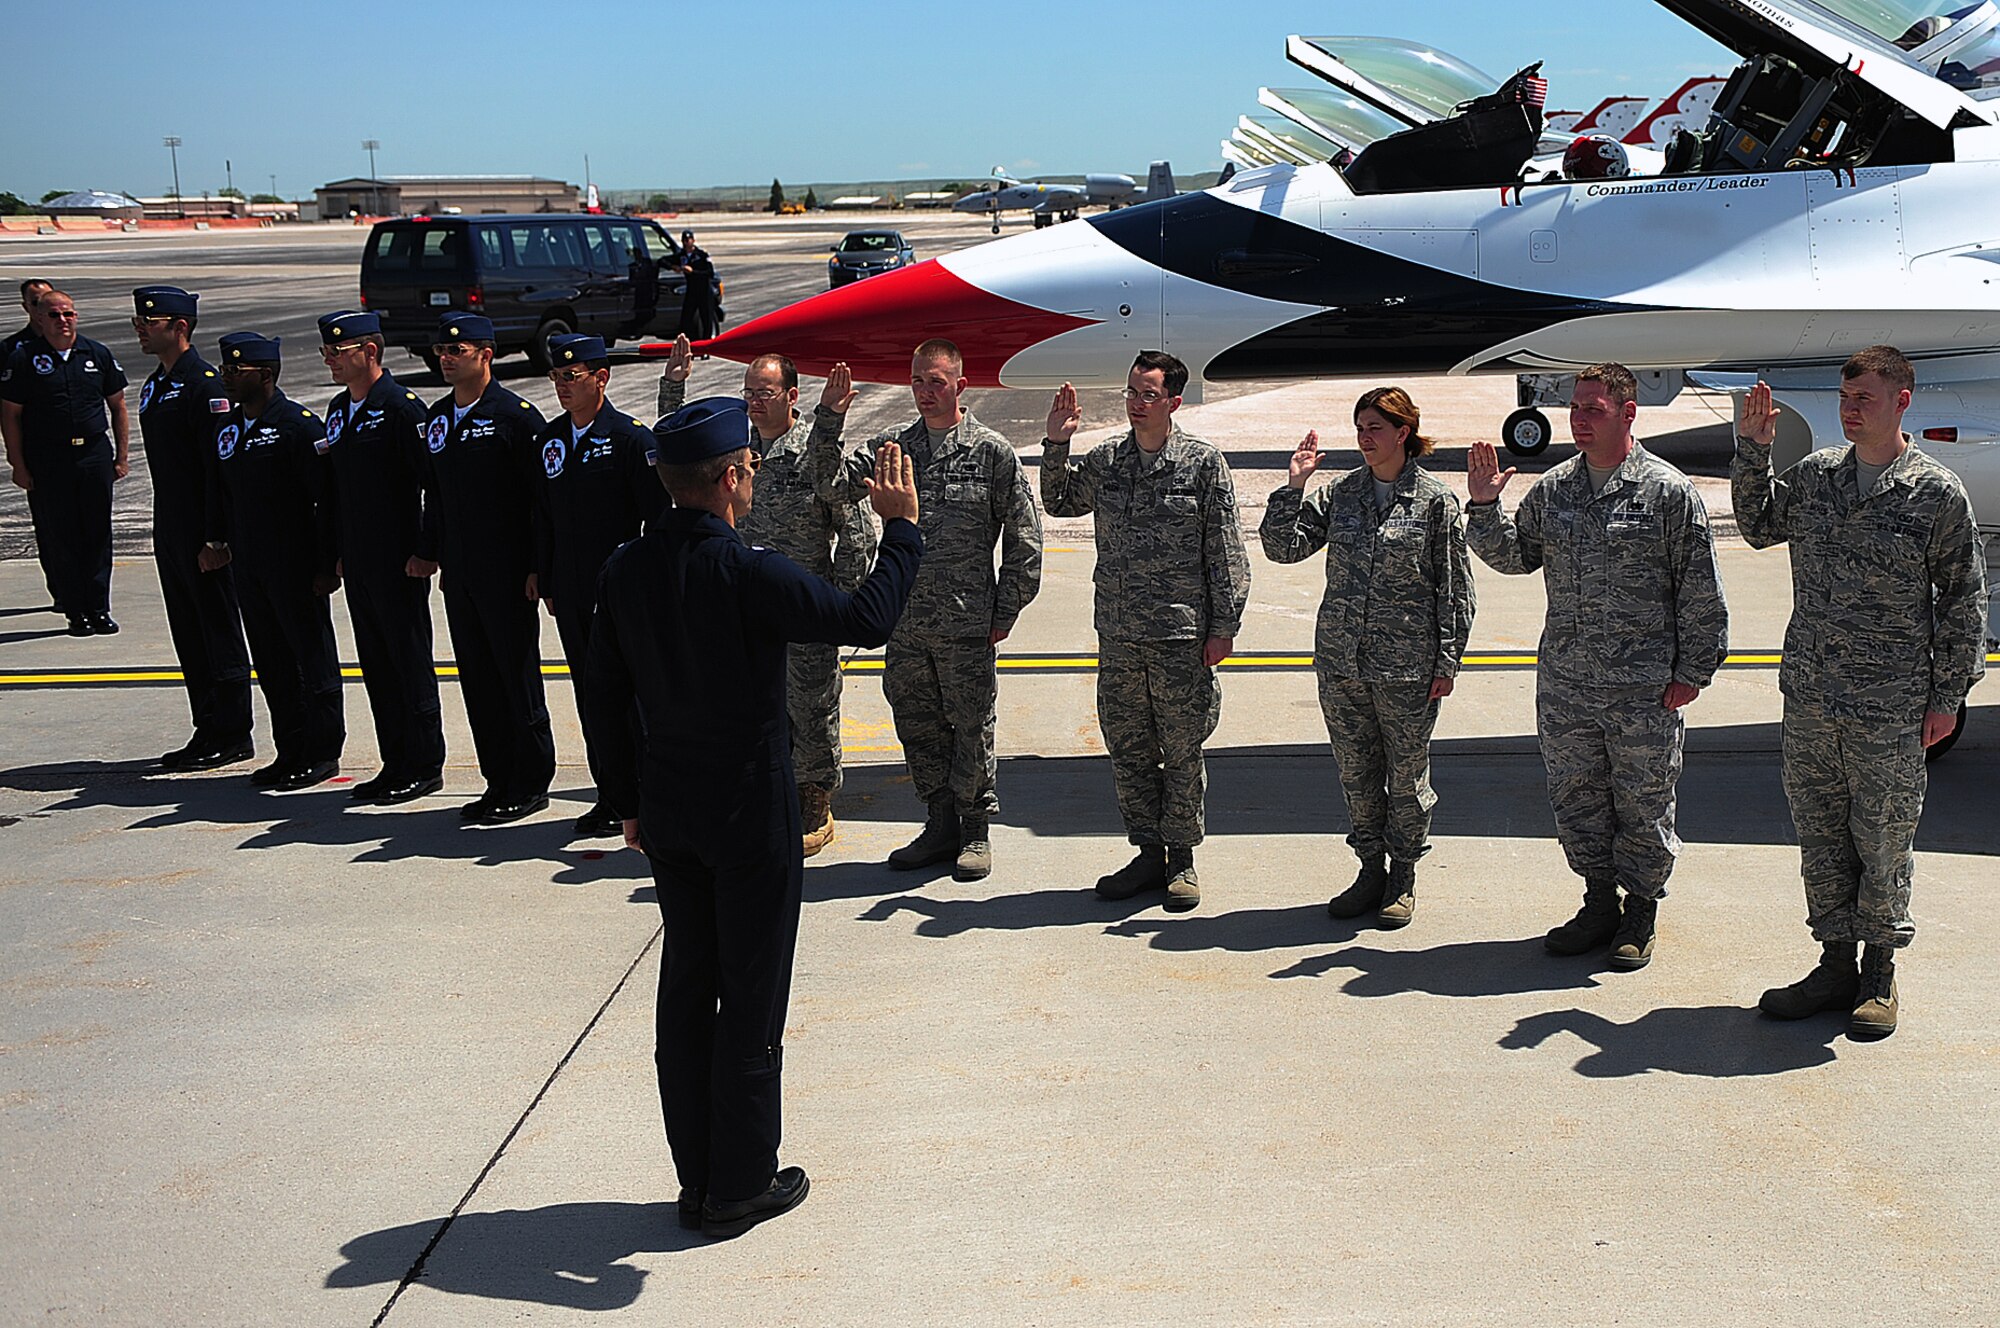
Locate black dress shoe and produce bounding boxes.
[676,1188,706,1231]
[476,792,550,825]
[275,760,339,792]
[66,616,94,637]
[572,804,623,839]
[250,758,292,786]
[349,772,393,801]
[372,773,444,805]
[178,738,255,772]
[459,794,496,822]
[86,613,119,635]
[160,739,203,770]
[702,1167,809,1240]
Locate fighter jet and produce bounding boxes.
[951,163,1178,233]
[674,0,2000,571]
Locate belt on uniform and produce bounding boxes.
[70,437,86,446]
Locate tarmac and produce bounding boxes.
[2,217,1998,1326]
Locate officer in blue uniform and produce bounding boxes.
[422,312,556,824]
[317,310,444,804]
[131,286,256,769]
[1,288,130,635]
[212,333,345,789]
[531,333,664,838]
[6,280,62,613]
[585,398,923,1240]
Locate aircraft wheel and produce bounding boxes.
[1924,701,1968,763]
[1033,213,1051,229]
[1502,407,1553,457]
[528,315,574,373]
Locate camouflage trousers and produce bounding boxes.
[1097,636,1221,847]
[1536,680,1684,900]
[883,633,999,818]
[786,641,844,792]
[1318,674,1441,863]
[1780,701,1924,949]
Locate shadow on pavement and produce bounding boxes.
[857,886,1162,937]
[1498,1005,1843,1077]
[327,1201,698,1311]
[0,762,649,889]
[1269,937,1608,994]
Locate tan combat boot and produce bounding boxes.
[954,817,992,881]
[1758,941,1858,1019]
[1850,945,1899,1039]
[1327,855,1387,919]
[799,784,836,859]
[1164,846,1199,912]
[1377,859,1417,929]
[1608,893,1657,971]
[888,800,958,870]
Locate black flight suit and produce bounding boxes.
[7,322,62,606]
[140,350,253,747]
[322,373,444,782]
[584,507,921,1203]
[423,382,555,805]
[0,334,127,615]
[532,403,664,814]
[213,392,345,769]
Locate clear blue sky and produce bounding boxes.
[5,1,1734,198]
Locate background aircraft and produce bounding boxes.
[951,162,1177,233]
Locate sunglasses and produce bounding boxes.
[548,367,600,384]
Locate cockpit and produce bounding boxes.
[1257,2,2000,197]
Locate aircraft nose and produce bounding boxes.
[689,257,1100,387]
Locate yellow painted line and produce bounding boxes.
[4,652,1996,688]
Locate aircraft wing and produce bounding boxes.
[1654,0,1996,129]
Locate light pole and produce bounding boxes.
[362,139,380,216]
[163,136,183,218]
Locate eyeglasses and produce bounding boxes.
[1121,388,1172,405]
[130,316,173,329]
[548,367,600,384]
[431,342,477,358]
[319,343,365,359]
[743,388,787,403]
[736,452,763,475]
[42,309,78,321]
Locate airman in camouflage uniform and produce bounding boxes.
[1261,387,1474,928]
[1041,354,1251,911]
[1733,348,1987,1039]
[661,342,878,857]
[1467,363,1728,970]
[812,339,1042,881]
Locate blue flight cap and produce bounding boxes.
[547,333,608,367]
[653,397,754,465]
[436,312,495,343]
[320,311,380,343]
[218,331,281,367]
[134,285,197,319]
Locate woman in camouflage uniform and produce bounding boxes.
[1259,387,1475,928]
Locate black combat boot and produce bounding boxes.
[888,799,959,870]
[1758,941,1859,1019]
[1850,945,1899,1039]
[1327,855,1387,920]
[1095,846,1167,900]
[1544,878,1621,955]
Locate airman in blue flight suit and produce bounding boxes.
[317,311,444,805]
[130,285,255,770]
[585,397,922,1240]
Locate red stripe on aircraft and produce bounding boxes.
[658,259,1101,387]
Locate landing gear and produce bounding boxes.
[1502,407,1553,457]
[1033,213,1052,229]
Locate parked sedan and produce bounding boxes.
[828,229,916,287]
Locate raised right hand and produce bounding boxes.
[1467,441,1516,505]
[663,334,693,382]
[1737,381,1780,446]
[864,440,919,523]
[1046,382,1080,443]
[1287,430,1322,489]
[820,362,857,414]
